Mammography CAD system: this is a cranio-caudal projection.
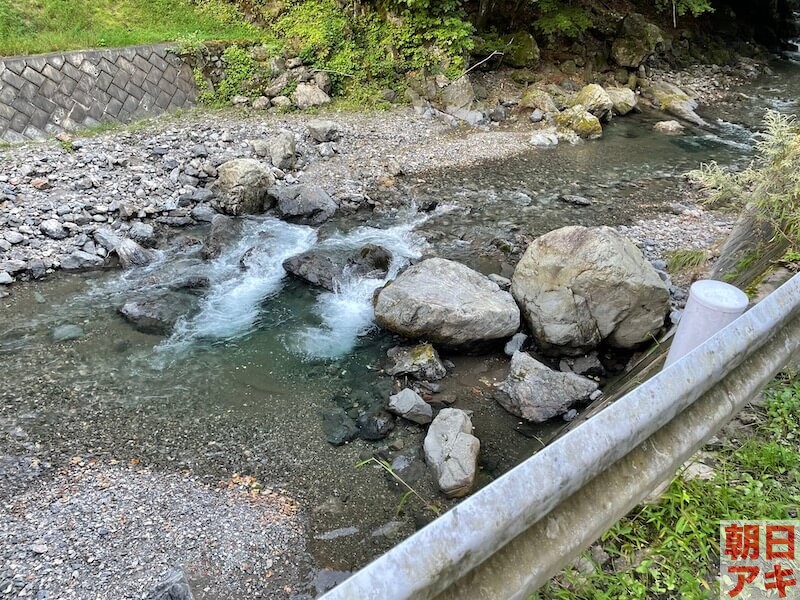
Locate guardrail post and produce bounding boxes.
[664,280,749,368]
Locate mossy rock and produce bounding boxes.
[503,31,540,68]
[520,87,557,113]
[511,69,538,85]
[611,13,663,68]
[555,105,603,139]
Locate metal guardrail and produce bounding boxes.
[321,273,800,600]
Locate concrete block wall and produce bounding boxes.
[0,44,197,142]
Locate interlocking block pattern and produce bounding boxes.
[0,44,197,142]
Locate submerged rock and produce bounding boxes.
[423,408,480,498]
[211,159,274,215]
[51,324,85,342]
[386,343,447,381]
[119,292,198,336]
[511,226,670,355]
[388,388,433,425]
[497,352,598,423]
[374,258,520,347]
[653,120,685,135]
[322,408,358,446]
[357,411,395,440]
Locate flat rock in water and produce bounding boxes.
[423,408,480,498]
[497,351,598,423]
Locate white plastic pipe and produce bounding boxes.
[665,279,749,368]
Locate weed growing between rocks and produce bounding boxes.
[534,374,800,599]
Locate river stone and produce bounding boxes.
[275,184,337,225]
[386,343,447,381]
[520,87,558,114]
[0,271,12,285]
[504,332,528,357]
[40,219,67,240]
[357,411,395,440]
[606,87,638,115]
[554,105,603,139]
[282,250,340,290]
[388,388,433,425]
[654,120,685,135]
[60,251,104,270]
[292,83,331,109]
[530,130,559,147]
[440,77,476,111]
[51,324,85,342]
[147,567,194,600]
[641,80,707,127]
[202,214,242,259]
[322,408,358,446]
[210,159,274,215]
[423,408,480,498]
[307,119,341,143]
[94,227,123,251]
[4,231,24,244]
[611,13,663,68]
[573,84,613,121]
[511,226,670,354]
[128,222,157,247]
[497,352,598,423]
[116,238,155,269]
[374,258,520,347]
[270,131,297,170]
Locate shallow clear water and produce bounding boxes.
[3,58,800,580]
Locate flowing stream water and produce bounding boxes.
[3,56,800,589]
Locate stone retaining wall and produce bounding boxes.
[0,44,197,143]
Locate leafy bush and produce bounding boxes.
[689,111,800,249]
[533,0,592,38]
[655,0,714,18]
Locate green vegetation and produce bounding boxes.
[691,111,800,250]
[535,374,800,599]
[356,456,442,516]
[666,248,707,274]
[0,0,259,56]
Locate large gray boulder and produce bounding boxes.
[497,352,597,422]
[511,226,669,354]
[210,159,274,215]
[374,258,520,347]
[611,13,663,68]
[423,408,480,498]
[283,244,391,291]
[274,184,337,225]
[307,119,341,143]
[641,80,707,127]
